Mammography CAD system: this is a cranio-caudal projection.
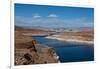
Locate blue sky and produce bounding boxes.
[15,3,94,28]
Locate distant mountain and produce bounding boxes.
[15,25,52,31]
[15,26,24,30]
[77,27,94,31]
[15,25,94,32]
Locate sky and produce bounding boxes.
[15,3,94,28]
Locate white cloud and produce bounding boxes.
[33,14,41,18]
[47,14,58,18]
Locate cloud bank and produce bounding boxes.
[15,15,93,28]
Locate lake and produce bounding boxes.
[33,36,94,63]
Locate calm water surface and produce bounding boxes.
[33,36,94,62]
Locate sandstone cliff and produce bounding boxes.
[15,31,59,65]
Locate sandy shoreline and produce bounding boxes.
[46,36,94,44]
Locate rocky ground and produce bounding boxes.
[15,29,59,65]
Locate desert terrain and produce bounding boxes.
[15,27,59,65]
[15,26,94,65]
[46,31,94,44]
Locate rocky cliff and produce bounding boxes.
[15,31,59,65]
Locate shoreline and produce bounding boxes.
[46,36,94,44]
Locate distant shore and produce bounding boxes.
[46,36,94,44]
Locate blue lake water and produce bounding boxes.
[33,36,94,62]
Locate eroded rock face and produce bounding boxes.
[15,31,59,65]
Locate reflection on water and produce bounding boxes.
[33,36,94,62]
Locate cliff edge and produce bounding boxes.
[15,31,59,65]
